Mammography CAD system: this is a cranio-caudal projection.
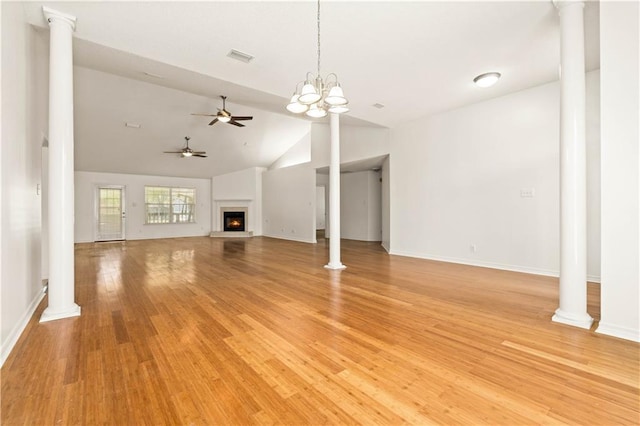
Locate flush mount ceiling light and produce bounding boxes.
[473,72,501,88]
[286,0,349,117]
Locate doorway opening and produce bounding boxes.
[316,185,326,240]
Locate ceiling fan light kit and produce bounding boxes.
[163,136,207,158]
[286,0,349,118]
[191,95,253,127]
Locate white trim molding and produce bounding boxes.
[596,322,640,342]
[389,249,560,278]
[1,287,46,367]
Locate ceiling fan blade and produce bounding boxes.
[191,113,217,117]
[164,151,183,154]
[192,151,206,154]
[194,154,208,158]
[231,116,253,121]
[228,120,245,127]
[208,118,219,126]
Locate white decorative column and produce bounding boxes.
[41,7,81,322]
[325,113,346,270]
[552,0,592,329]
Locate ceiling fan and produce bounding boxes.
[191,95,253,127]
[163,136,207,158]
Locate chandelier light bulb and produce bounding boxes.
[325,84,347,106]
[298,82,322,104]
[306,103,328,118]
[286,95,309,114]
[328,104,349,114]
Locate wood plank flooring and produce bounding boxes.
[2,236,638,425]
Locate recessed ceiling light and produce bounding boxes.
[373,103,385,109]
[473,72,501,88]
[227,49,254,63]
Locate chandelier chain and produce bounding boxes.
[317,0,321,76]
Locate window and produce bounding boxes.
[145,186,196,224]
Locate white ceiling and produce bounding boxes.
[23,1,600,178]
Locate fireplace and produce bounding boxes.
[223,211,246,232]
[211,203,252,238]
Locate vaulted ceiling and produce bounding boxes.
[23,1,600,178]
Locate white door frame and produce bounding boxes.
[94,184,126,241]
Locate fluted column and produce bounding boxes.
[40,7,81,322]
[325,113,346,270]
[552,0,592,329]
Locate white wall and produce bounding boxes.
[315,186,326,230]
[316,173,329,235]
[75,171,211,242]
[597,2,639,342]
[269,131,311,170]
[367,171,382,241]
[211,167,265,235]
[381,156,391,251]
[310,123,390,169]
[262,164,316,243]
[341,171,382,241]
[41,145,49,280]
[1,3,49,366]
[389,73,601,278]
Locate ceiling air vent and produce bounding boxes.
[227,49,254,63]
[373,103,385,109]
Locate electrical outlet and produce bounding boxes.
[470,244,477,253]
[520,188,535,198]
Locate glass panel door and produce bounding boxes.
[96,186,125,241]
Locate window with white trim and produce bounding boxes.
[145,186,196,224]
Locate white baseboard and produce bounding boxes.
[389,249,561,277]
[1,286,46,367]
[596,322,640,342]
[587,274,601,283]
[262,234,316,244]
[381,242,390,253]
[389,249,603,283]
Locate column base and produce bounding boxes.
[40,303,81,323]
[552,308,593,329]
[324,263,346,270]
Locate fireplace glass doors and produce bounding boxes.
[223,211,245,232]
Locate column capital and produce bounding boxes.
[552,0,585,11]
[42,6,76,31]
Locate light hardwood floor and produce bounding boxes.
[2,236,638,424]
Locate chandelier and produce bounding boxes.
[286,0,349,118]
